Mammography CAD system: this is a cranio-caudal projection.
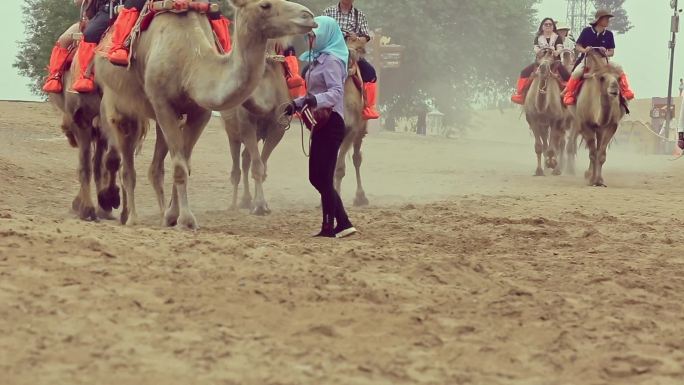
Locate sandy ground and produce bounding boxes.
[1,101,684,385]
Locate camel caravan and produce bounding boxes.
[43,0,382,231]
[512,11,634,185]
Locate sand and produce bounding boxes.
[1,101,683,385]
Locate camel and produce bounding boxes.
[333,38,370,206]
[523,49,567,176]
[95,0,316,229]
[48,47,121,222]
[570,49,626,187]
[560,48,576,74]
[220,39,292,215]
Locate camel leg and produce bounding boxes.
[227,136,242,210]
[549,124,563,176]
[251,125,286,215]
[593,124,617,187]
[92,134,114,219]
[352,129,369,207]
[118,120,140,226]
[71,120,97,221]
[164,106,211,230]
[98,145,121,220]
[583,129,598,185]
[335,128,355,194]
[240,148,253,210]
[243,137,269,216]
[565,129,578,176]
[148,123,169,221]
[532,127,544,176]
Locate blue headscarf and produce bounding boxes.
[299,16,349,70]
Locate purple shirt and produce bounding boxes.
[296,53,347,119]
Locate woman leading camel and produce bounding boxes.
[286,16,357,238]
[511,18,570,105]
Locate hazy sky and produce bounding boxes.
[0,0,680,101]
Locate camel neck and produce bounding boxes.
[189,15,267,111]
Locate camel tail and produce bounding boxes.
[135,119,150,156]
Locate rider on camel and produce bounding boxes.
[108,0,231,66]
[511,18,571,105]
[42,0,231,94]
[323,0,380,120]
[563,9,634,105]
[43,0,104,93]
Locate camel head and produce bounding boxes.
[229,0,317,39]
[560,49,575,69]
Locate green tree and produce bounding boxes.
[593,0,633,34]
[14,0,80,95]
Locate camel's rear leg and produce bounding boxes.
[71,119,97,221]
[549,124,564,176]
[148,123,168,220]
[334,127,355,194]
[94,136,121,220]
[352,126,369,207]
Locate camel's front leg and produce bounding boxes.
[583,130,598,186]
[117,119,141,226]
[148,123,169,220]
[352,128,369,207]
[548,124,563,175]
[593,124,618,187]
[227,136,242,210]
[243,130,270,216]
[240,148,253,210]
[152,105,210,230]
[72,123,97,221]
[565,127,579,176]
[251,124,286,215]
[532,127,544,176]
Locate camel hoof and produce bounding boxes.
[72,196,82,212]
[80,205,98,222]
[98,186,121,211]
[176,212,199,231]
[251,205,271,216]
[239,199,253,210]
[96,207,116,220]
[592,183,607,188]
[354,194,370,207]
[534,169,545,176]
[552,169,562,176]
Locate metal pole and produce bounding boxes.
[665,0,679,140]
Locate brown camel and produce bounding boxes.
[524,50,567,176]
[95,0,316,228]
[220,39,292,215]
[560,48,576,74]
[334,38,369,206]
[48,47,121,221]
[572,49,626,187]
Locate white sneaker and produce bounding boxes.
[336,226,358,238]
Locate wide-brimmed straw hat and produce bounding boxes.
[555,21,571,31]
[591,9,614,25]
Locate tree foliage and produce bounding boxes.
[14,0,80,95]
[299,0,538,128]
[593,0,633,34]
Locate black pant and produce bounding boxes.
[83,8,112,43]
[309,112,351,229]
[358,58,377,83]
[124,0,146,10]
